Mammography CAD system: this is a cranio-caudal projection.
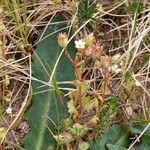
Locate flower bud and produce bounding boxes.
[0,127,6,141]
[84,33,95,46]
[54,132,73,144]
[57,32,68,48]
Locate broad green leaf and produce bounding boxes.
[129,124,150,136]
[129,123,150,150]
[23,15,76,150]
[137,136,150,150]
[90,125,129,150]
[106,144,127,150]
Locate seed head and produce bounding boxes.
[57,32,68,48]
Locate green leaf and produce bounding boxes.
[70,123,87,138]
[84,97,98,112]
[106,144,127,150]
[22,15,76,149]
[67,99,77,114]
[128,0,143,15]
[78,0,96,22]
[129,123,150,150]
[100,96,118,123]
[137,136,150,150]
[129,124,150,136]
[90,125,129,150]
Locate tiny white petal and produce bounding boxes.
[111,64,118,70]
[74,39,85,49]
[111,64,121,73]
[135,80,141,86]
[6,107,12,114]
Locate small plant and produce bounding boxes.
[127,0,143,15]
[23,14,125,148]
[78,0,97,23]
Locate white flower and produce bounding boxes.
[74,39,85,49]
[111,64,122,74]
[6,107,12,114]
